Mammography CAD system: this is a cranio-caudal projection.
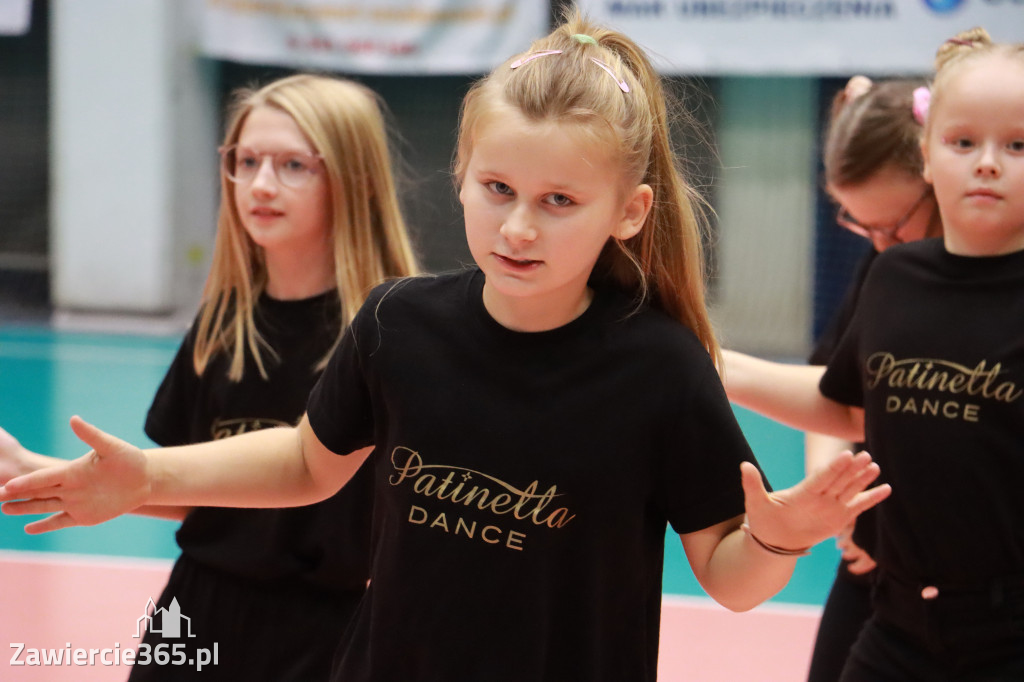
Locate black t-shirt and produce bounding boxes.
[809,248,878,555]
[307,268,761,682]
[809,248,879,366]
[145,291,372,594]
[821,238,1024,583]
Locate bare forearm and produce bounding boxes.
[720,350,864,442]
[20,451,195,520]
[133,505,192,521]
[687,526,798,612]
[0,417,369,534]
[145,426,326,509]
[805,432,856,475]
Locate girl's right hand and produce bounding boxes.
[0,416,151,534]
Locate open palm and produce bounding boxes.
[0,416,150,533]
[740,450,891,553]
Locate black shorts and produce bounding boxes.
[840,570,1024,681]
[127,554,364,681]
[807,560,875,682]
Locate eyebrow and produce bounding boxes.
[236,145,318,154]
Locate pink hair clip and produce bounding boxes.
[912,86,930,125]
[588,57,630,93]
[509,49,630,94]
[510,50,562,69]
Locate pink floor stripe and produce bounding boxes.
[2,552,173,682]
[657,595,820,681]
[1,552,820,681]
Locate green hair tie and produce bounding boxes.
[572,33,597,46]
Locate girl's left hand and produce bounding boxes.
[739,450,891,554]
[0,426,61,485]
[836,523,877,574]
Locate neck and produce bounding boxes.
[943,227,1024,258]
[263,246,335,300]
[481,281,594,332]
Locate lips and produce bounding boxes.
[966,187,1002,200]
[494,253,541,269]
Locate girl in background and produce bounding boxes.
[806,75,940,682]
[727,28,1024,679]
[719,73,941,680]
[1,73,418,681]
[1,10,887,681]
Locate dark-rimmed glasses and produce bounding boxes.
[218,145,324,189]
[836,188,932,243]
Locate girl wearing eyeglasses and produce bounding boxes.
[723,76,942,682]
[136,74,418,682]
[826,77,942,252]
[0,74,418,681]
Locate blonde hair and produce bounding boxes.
[195,74,419,380]
[453,7,719,362]
[928,27,1024,137]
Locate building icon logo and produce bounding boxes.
[134,598,196,639]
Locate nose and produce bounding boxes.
[251,156,279,194]
[499,204,538,244]
[975,143,1001,179]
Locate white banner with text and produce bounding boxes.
[200,0,550,74]
[577,0,1024,75]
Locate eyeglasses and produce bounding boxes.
[218,145,324,189]
[836,189,932,243]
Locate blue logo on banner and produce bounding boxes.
[922,0,964,12]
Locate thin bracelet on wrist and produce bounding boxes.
[741,523,811,557]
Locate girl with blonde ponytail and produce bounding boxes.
[0,11,888,681]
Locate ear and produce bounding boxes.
[920,138,933,185]
[613,183,654,241]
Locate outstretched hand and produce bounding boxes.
[0,426,29,485]
[740,450,891,554]
[0,416,150,534]
[0,426,68,485]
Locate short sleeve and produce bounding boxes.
[656,357,764,535]
[306,300,377,457]
[144,330,200,447]
[809,249,878,365]
[819,284,869,408]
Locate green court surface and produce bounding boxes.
[0,326,841,606]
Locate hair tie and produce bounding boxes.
[912,86,930,125]
[741,523,811,557]
[572,33,598,46]
[945,37,974,47]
